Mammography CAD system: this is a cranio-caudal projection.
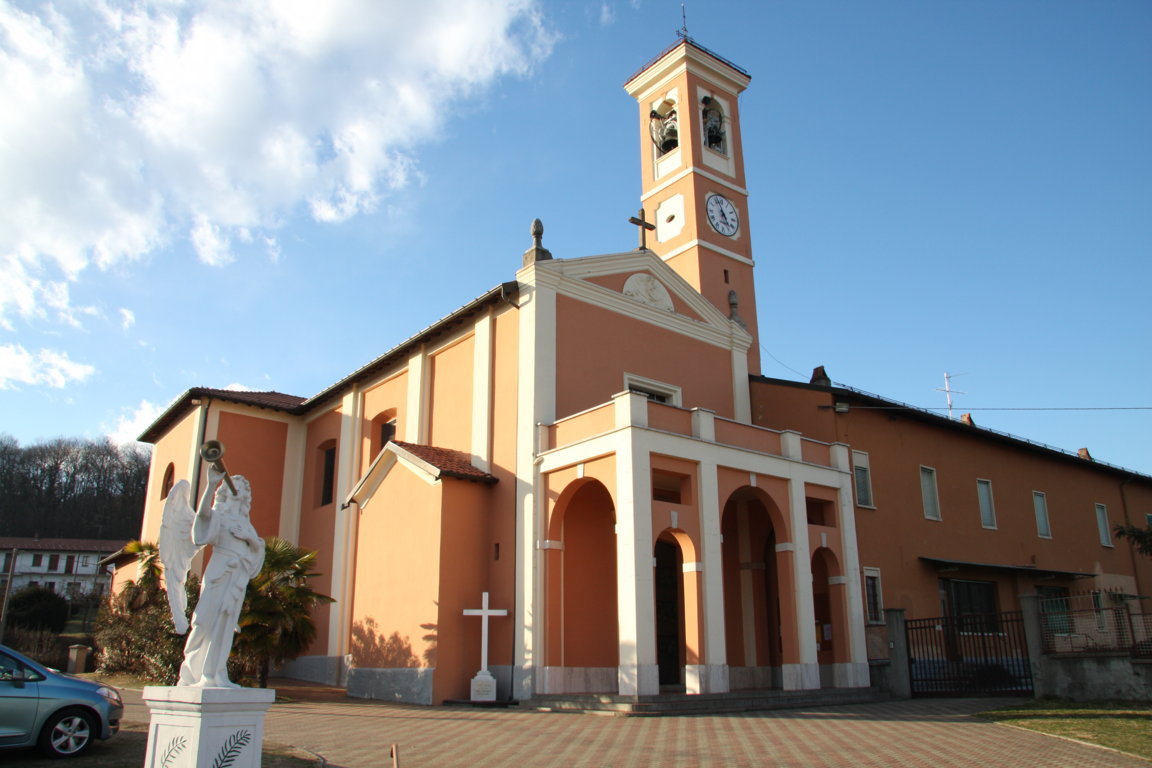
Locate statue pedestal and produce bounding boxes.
[143,686,275,768]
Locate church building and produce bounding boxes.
[129,38,1152,705]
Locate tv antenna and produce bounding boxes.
[936,372,967,420]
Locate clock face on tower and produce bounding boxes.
[706,194,739,237]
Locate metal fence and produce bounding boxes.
[906,611,1032,697]
[1038,590,1150,657]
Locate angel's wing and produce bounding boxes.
[159,479,199,634]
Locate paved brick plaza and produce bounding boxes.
[120,681,1146,767]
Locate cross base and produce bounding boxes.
[469,670,498,702]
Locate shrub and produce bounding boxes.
[7,585,69,633]
[94,574,198,684]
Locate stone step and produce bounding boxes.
[521,687,887,716]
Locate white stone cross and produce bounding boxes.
[463,591,507,674]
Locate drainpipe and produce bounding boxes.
[190,398,211,498]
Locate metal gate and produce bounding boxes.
[906,611,1032,697]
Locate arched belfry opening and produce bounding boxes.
[701,95,726,154]
[543,479,618,693]
[649,98,678,156]
[721,486,787,690]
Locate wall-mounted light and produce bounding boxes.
[833,402,850,414]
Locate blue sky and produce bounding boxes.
[1,0,1149,474]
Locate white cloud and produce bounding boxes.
[106,398,165,446]
[0,343,96,389]
[223,382,254,392]
[0,0,554,325]
[599,3,615,26]
[119,307,135,330]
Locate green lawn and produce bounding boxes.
[978,700,1152,759]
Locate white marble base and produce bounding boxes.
[781,663,821,691]
[470,670,498,701]
[832,661,871,688]
[143,686,275,768]
[685,664,730,694]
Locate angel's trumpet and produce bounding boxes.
[199,440,238,496]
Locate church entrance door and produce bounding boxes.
[654,537,683,688]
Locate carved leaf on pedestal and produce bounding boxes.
[212,730,253,768]
[161,735,187,768]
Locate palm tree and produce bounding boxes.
[1115,523,1152,557]
[120,540,164,609]
[233,538,333,687]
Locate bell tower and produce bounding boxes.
[624,39,760,373]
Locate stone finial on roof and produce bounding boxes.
[1078,447,1093,461]
[523,218,552,266]
[961,413,976,426]
[810,366,831,387]
[727,289,746,329]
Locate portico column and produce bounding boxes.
[615,394,658,695]
[781,431,819,690]
[831,443,869,687]
[695,456,729,693]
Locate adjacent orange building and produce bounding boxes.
[128,38,1151,705]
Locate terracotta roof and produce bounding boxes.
[0,538,126,553]
[138,283,520,444]
[392,442,498,484]
[138,387,307,443]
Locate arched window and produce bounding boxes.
[160,463,175,499]
[317,439,337,507]
[370,409,398,459]
[701,96,726,155]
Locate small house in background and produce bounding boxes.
[0,538,123,599]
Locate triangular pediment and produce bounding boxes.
[528,250,749,349]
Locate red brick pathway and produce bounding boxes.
[121,680,1148,768]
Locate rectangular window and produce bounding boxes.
[977,479,996,529]
[1095,504,1112,547]
[65,555,75,574]
[920,466,941,520]
[320,446,337,506]
[47,554,59,571]
[31,554,43,567]
[622,373,682,407]
[1146,513,1152,528]
[1033,491,1051,538]
[853,451,874,507]
[863,567,884,624]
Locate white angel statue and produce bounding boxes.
[160,465,265,687]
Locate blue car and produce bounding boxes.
[0,644,123,758]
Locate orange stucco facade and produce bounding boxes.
[129,38,1151,705]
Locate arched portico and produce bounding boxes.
[652,529,702,691]
[720,486,791,690]
[811,546,851,687]
[542,478,618,693]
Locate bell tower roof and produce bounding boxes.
[624,36,750,96]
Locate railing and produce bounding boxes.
[1038,591,1149,656]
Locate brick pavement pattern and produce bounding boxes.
[123,682,1148,768]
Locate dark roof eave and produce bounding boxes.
[751,374,1152,483]
[138,282,520,443]
[920,556,1096,580]
[299,282,520,414]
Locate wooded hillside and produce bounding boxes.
[0,435,149,541]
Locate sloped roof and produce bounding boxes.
[139,387,306,443]
[0,537,125,553]
[138,283,519,444]
[391,442,498,485]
